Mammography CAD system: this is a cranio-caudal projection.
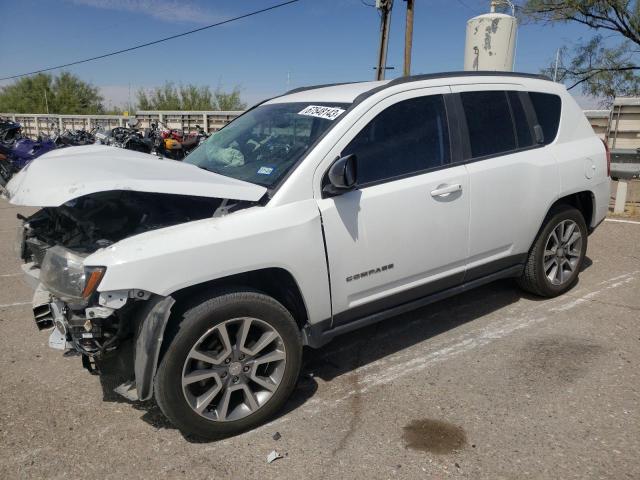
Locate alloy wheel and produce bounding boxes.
[181,317,286,422]
[543,219,583,286]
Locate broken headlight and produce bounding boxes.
[40,246,105,304]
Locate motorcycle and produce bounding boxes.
[0,122,59,185]
[0,118,22,144]
[151,122,208,160]
[94,119,153,154]
[55,126,97,146]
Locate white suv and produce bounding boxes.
[6,72,610,438]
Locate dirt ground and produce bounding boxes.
[0,199,639,480]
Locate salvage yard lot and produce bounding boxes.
[0,198,638,480]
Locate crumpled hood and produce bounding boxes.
[4,145,267,207]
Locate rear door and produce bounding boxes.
[451,85,560,279]
[314,88,471,326]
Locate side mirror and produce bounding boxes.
[323,154,357,197]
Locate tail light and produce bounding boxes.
[601,138,611,177]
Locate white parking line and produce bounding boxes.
[298,269,639,416]
[606,218,640,225]
[552,271,638,312]
[0,273,21,277]
[0,301,31,308]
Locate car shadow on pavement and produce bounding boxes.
[304,279,523,383]
[94,338,319,442]
[302,261,595,383]
[93,262,593,443]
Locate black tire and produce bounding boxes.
[0,160,12,186]
[517,205,588,297]
[154,289,302,439]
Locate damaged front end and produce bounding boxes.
[17,190,238,396]
[5,145,268,399]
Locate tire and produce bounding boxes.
[517,205,588,297]
[154,289,302,439]
[0,160,12,186]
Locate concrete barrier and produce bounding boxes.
[0,110,244,137]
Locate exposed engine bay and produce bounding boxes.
[18,190,244,369]
[19,190,228,266]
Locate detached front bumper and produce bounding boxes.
[27,273,176,402]
[30,282,102,352]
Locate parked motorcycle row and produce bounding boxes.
[94,118,210,160]
[0,117,210,185]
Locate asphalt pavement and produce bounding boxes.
[0,199,638,479]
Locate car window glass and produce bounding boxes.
[342,95,450,185]
[507,91,533,148]
[461,91,516,158]
[529,92,561,144]
[184,102,348,188]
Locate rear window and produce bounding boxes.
[461,91,516,158]
[529,92,561,144]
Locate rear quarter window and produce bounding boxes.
[529,92,561,144]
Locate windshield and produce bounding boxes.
[184,102,350,188]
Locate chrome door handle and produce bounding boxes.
[430,184,462,197]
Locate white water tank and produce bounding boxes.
[464,12,517,71]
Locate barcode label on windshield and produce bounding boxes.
[298,105,345,121]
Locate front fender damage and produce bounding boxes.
[130,295,175,401]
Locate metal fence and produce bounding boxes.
[584,110,609,141]
[0,110,244,137]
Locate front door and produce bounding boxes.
[315,88,471,326]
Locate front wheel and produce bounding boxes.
[154,290,302,439]
[517,206,588,297]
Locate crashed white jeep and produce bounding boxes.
[6,73,610,439]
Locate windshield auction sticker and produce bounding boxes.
[298,105,346,121]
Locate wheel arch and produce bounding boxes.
[538,190,595,239]
[551,190,595,228]
[131,267,309,401]
[168,267,309,330]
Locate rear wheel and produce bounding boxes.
[517,206,588,297]
[154,290,302,439]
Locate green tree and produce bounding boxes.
[136,82,245,111]
[180,84,215,110]
[522,0,640,105]
[214,87,246,111]
[0,72,104,114]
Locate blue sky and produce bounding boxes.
[0,0,601,109]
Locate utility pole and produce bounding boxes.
[375,0,393,81]
[553,48,561,82]
[403,0,414,76]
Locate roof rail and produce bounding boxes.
[352,70,551,105]
[284,81,362,95]
[387,70,551,88]
[280,71,552,105]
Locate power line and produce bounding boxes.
[454,0,480,14]
[0,0,301,81]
